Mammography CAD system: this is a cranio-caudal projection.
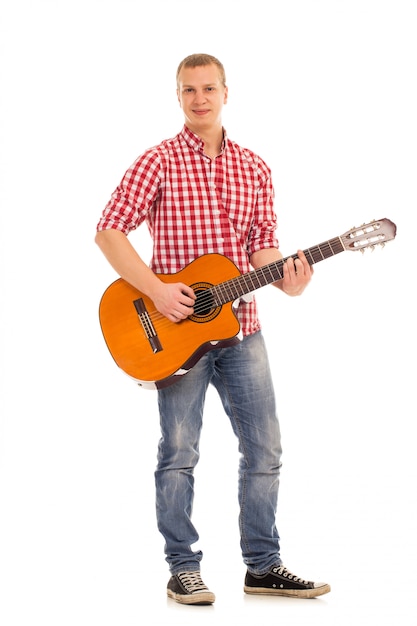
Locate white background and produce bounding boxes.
[0,1,416,624]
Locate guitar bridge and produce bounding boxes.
[133,298,162,354]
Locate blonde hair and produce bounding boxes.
[176,53,226,88]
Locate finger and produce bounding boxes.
[293,257,304,275]
[284,256,297,278]
[180,299,195,310]
[180,284,196,302]
[170,310,188,323]
[168,313,180,323]
[171,303,193,321]
[297,250,312,273]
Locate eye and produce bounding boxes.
[184,88,195,93]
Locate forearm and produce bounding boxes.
[250,248,284,290]
[95,229,160,297]
[250,247,313,296]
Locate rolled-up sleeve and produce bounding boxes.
[246,159,279,256]
[96,149,161,235]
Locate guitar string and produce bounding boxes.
[136,241,344,334]
[182,243,334,313]
[138,263,287,335]
[138,250,314,333]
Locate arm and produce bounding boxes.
[249,248,313,297]
[246,162,311,296]
[95,229,195,322]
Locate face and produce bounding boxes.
[177,64,228,134]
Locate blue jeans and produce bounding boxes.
[155,331,283,575]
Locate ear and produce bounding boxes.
[223,85,228,104]
[176,90,182,107]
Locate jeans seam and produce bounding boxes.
[219,374,251,556]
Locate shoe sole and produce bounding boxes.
[244,583,331,599]
[167,589,216,605]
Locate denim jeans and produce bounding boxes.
[155,331,283,575]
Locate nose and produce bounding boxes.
[193,89,207,104]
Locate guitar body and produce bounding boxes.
[99,254,242,388]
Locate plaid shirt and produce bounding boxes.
[97,126,279,336]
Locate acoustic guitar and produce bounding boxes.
[99,218,396,389]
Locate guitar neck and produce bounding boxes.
[212,236,344,305]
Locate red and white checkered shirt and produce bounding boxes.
[97,126,279,336]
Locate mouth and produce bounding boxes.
[193,109,210,116]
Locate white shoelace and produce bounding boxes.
[274,566,309,585]
[178,571,208,593]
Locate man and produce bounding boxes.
[95,53,330,605]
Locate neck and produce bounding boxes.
[188,124,224,158]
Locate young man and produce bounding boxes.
[95,53,330,605]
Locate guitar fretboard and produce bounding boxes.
[212,236,344,305]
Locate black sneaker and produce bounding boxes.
[244,565,331,599]
[167,571,216,605]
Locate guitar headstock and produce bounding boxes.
[341,218,397,252]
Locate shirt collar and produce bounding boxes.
[180,125,228,155]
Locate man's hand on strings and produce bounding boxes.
[281,250,313,296]
[151,281,196,323]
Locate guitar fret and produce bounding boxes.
[242,272,259,293]
[231,276,246,296]
[305,248,315,264]
[315,245,326,260]
[262,263,284,282]
[307,237,343,263]
[331,237,344,254]
[212,237,347,305]
[213,282,231,304]
[264,265,278,282]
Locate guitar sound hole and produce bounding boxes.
[189,284,221,323]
